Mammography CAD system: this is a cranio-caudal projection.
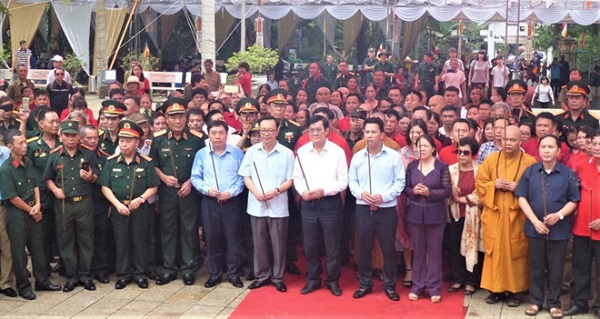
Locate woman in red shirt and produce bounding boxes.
[236,62,252,97]
[132,65,150,95]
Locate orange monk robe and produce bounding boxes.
[475,150,537,294]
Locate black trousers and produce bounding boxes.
[447,217,483,287]
[571,235,600,309]
[355,205,397,290]
[528,237,568,309]
[91,199,111,277]
[202,196,242,279]
[301,194,342,284]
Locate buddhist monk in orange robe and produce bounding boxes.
[476,126,537,306]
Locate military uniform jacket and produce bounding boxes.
[98,152,160,201]
[43,145,99,198]
[0,156,37,205]
[335,72,355,89]
[555,110,599,130]
[92,146,111,203]
[27,135,61,208]
[99,130,119,155]
[276,119,303,151]
[149,128,206,184]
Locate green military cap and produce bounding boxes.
[566,80,590,97]
[118,119,143,138]
[379,49,389,57]
[162,98,187,115]
[236,97,260,114]
[101,100,127,117]
[264,88,288,105]
[368,48,376,53]
[60,120,79,134]
[506,79,528,94]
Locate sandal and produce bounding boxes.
[485,292,504,304]
[431,295,441,303]
[448,283,464,293]
[404,268,413,288]
[549,308,563,319]
[524,304,539,316]
[464,285,477,296]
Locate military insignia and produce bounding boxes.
[513,84,519,89]
[68,122,72,127]
[34,150,39,157]
[135,168,144,172]
[57,164,64,170]
[124,122,131,129]
[285,132,294,142]
[184,148,192,151]
[112,168,122,172]
[277,94,284,100]
[39,152,46,158]
[108,105,115,111]
[81,158,85,162]
[572,85,579,91]
[101,143,105,148]
[161,148,170,152]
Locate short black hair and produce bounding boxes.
[34,89,49,99]
[364,117,384,132]
[444,86,460,94]
[480,99,493,106]
[5,129,22,146]
[346,93,364,104]
[37,107,58,122]
[204,110,223,124]
[239,62,250,71]
[382,109,400,121]
[406,89,423,101]
[258,116,279,128]
[207,120,228,133]
[417,134,437,156]
[308,115,329,130]
[536,112,557,126]
[539,134,561,148]
[459,137,480,155]
[109,88,124,98]
[187,107,205,119]
[313,107,335,121]
[452,118,472,130]
[388,86,404,96]
[441,105,459,116]
[494,87,507,102]
[191,87,208,99]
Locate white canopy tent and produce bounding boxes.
[4,0,599,77]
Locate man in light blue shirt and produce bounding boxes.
[348,117,405,301]
[191,120,245,289]
[0,144,16,297]
[239,116,294,293]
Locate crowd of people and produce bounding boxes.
[0,46,599,319]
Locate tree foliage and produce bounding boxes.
[224,43,279,74]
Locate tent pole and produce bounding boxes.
[241,0,246,52]
[109,0,139,70]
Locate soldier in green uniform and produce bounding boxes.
[554,80,599,130]
[322,55,339,83]
[23,90,51,139]
[149,98,206,286]
[26,108,61,274]
[264,89,303,274]
[374,49,395,85]
[0,130,61,300]
[505,80,536,125]
[362,48,378,87]
[44,120,99,292]
[98,100,126,155]
[0,97,23,140]
[335,61,355,89]
[99,120,160,289]
[234,97,261,152]
[79,124,113,284]
[415,52,439,100]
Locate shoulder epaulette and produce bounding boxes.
[139,154,152,162]
[189,129,204,138]
[153,129,167,137]
[98,149,110,157]
[589,112,598,120]
[107,154,119,160]
[49,145,63,154]
[26,136,40,143]
[80,144,94,151]
[98,129,104,135]
[288,120,300,127]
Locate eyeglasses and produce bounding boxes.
[55,73,64,76]
[454,150,472,156]
[308,128,324,134]
[260,129,277,134]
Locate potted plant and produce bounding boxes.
[224,44,279,93]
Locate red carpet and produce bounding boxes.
[231,254,467,319]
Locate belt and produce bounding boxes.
[204,195,235,204]
[64,195,89,202]
[27,199,35,206]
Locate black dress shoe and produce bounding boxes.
[115,279,129,289]
[384,289,400,301]
[485,292,505,304]
[156,273,176,286]
[81,280,96,291]
[62,281,78,292]
[34,283,61,292]
[274,282,287,292]
[563,305,588,316]
[301,282,321,295]
[94,274,109,284]
[285,262,300,275]
[0,287,17,297]
[137,279,149,289]
[182,274,194,286]
[326,282,342,296]
[248,279,271,290]
[204,276,222,288]
[245,272,256,281]
[19,290,36,300]
[147,271,160,281]
[352,287,373,299]
[228,277,243,288]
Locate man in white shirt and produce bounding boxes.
[293,115,348,296]
[239,117,295,293]
[46,55,71,84]
[491,56,509,89]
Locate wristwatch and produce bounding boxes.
[558,212,564,220]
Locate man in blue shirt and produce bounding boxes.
[239,116,295,293]
[516,134,580,318]
[191,120,245,289]
[349,117,405,301]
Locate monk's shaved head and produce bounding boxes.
[504,125,522,155]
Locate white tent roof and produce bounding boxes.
[14,0,600,24]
